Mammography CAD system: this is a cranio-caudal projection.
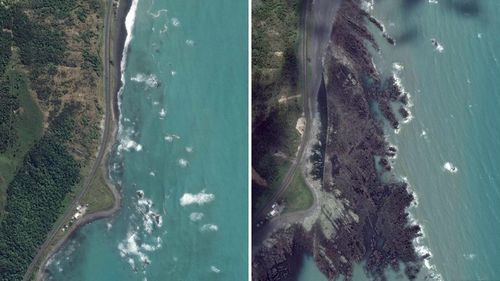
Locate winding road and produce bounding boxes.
[253,0,340,249]
[22,0,116,280]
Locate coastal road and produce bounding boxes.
[253,0,340,248]
[22,0,116,280]
[254,0,313,222]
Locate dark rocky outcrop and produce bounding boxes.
[253,0,426,280]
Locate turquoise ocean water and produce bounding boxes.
[299,0,500,280]
[46,0,248,280]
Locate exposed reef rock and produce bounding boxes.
[253,226,309,281]
[253,0,424,280]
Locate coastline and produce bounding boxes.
[32,0,132,279]
[253,0,424,280]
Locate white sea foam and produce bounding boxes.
[149,171,155,176]
[185,39,194,46]
[443,162,458,174]
[189,212,204,221]
[210,265,221,273]
[361,0,374,12]
[159,108,167,118]
[392,71,412,106]
[178,158,189,167]
[141,238,162,252]
[117,191,165,272]
[436,43,444,53]
[116,0,139,150]
[200,224,218,232]
[164,134,180,142]
[180,191,215,206]
[392,62,404,72]
[149,9,167,18]
[463,253,476,260]
[428,0,438,4]
[185,147,193,153]
[136,192,163,234]
[118,232,151,269]
[131,73,160,88]
[160,24,168,34]
[408,209,442,281]
[171,70,177,76]
[171,17,180,26]
[118,136,143,152]
[136,190,144,198]
[421,130,427,137]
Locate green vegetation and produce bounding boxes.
[253,159,291,212]
[0,0,106,279]
[12,7,66,67]
[0,107,80,281]
[81,170,115,214]
[0,67,43,217]
[282,171,313,213]
[252,0,306,212]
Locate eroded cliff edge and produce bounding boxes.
[253,0,426,280]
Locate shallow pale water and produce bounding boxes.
[46,0,247,280]
[296,256,328,281]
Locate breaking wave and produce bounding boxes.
[117,191,163,275]
[189,212,204,221]
[131,73,160,88]
[179,191,215,206]
[210,265,221,273]
[200,224,218,232]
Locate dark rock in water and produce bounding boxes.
[379,157,389,166]
[136,190,144,199]
[379,158,391,171]
[253,1,423,280]
[386,146,397,158]
[383,33,396,46]
[153,214,161,224]
[368,16,384,32]
[252,226,306,281]
[399,107,410,119]
[431,38,437,46]
[386,77,403,101]
[399,93,410,105]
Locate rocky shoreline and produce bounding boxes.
[252,0,426,280]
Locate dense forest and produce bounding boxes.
[252,0,303,210]
[0,107,80,280]
[0,0,104,279]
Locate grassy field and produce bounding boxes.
[0,58,43,217]
[81,169,115,214]
[282,171,313,213]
